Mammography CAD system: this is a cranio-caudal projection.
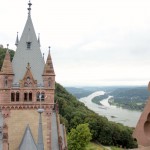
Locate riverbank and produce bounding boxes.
[79,91,141,127]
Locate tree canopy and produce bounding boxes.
[68,123,92,150]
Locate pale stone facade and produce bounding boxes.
[7,110,47,149]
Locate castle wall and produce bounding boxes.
[133,97,150,146]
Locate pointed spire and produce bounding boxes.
[37,95,44,150]
[19,125,37,150]
[28,0,32,16]
[37,111,44,150]
[1,44,13,74]
[12,1,45,84]
[15,32,19,47]
[43,46,55,75]
[38,33,41,47]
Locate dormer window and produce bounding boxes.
[26,42,31,49]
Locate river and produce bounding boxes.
[79,91,142,127]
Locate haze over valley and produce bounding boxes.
[66,86,149,127]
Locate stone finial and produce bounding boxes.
[48,46,51,54]
[15,32,19,47]
[28,0,32,16]
[26,62,31,70]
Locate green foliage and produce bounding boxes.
[0,47,15,69]
[55,83,138,148]
[68,123,92,150]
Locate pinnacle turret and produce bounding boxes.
[43,47,55,75]
[38,33,41,47]
[15,32,19,47]
[1,44,13,74]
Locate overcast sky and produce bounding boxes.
[1,0,150,86]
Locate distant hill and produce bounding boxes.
[109,87,149,111]
[110,87,149,98]
[65,86,119,99]
[65,87,95,99]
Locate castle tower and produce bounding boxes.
[0,1,67,150]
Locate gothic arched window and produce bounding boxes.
[11,92,15,102]
[16,92,20,101]
[36,92,45,101]
[36,92,40,101]
[24,92,28,101]
[41,92,45,101]
[29,92,32,101]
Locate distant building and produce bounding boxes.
[0,1,67,150]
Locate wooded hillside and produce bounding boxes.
[55,83,137,148]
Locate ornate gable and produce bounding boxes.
[20,63,37,88]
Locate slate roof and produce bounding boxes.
[19,125,37,150]
[51,112,59,150]
[12,13,45,85]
